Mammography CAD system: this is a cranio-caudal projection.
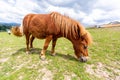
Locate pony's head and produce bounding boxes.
[50,12,92,62]
[73,30,92,62]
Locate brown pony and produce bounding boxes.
[11,12,92,62]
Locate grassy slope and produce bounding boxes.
[0,27,120,80]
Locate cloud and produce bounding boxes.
[82,9,107,25]
[0,0,39,23]
[45,0,77,6]
[0,0,120,26]
[91,0,120,24]
[93,0,120,10]
[81,0,120,25]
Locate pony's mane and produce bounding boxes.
[82,30,93,45]
[50,12,92,45]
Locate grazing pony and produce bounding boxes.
[11,12,92,62]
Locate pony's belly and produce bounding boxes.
[32,33,46,39]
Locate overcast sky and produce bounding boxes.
[0,0,120,26]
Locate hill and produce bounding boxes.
[99,21,120,28]
[0,22,20,26]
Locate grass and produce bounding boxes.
[0,27,120,80]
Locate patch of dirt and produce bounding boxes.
[18,75,23,80]
[37,68,53,80]
[0,57,9,63]
[9,60,31,75]
[40,60,52,66]
[64,72,80,80]
[85,62,120,80]
[26,59,52,70]
[29,59,53,80]
[0,48,12,52]
[0,66,2,70]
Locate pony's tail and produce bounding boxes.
[11,24,24,37]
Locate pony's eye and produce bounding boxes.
[84,46,88,49]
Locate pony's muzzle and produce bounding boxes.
[79,56,89,62]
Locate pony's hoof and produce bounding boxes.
[51,53,56,56]
[30,47,33,49]
[26,51,30,54]
[40,55,46,61]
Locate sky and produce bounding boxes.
[0,0,120,26]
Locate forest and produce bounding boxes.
[0,23,20,31]
[0,25,12,31]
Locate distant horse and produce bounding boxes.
[7,29,11,35]
[11,12,92,62]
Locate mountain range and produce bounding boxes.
[0,22,20,26]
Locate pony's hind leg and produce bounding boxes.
[40,35,52,60]
[30,35,35,49]
[25,34,31,54]
[51,38,57,56]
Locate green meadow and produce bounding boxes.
[0,27,120,80]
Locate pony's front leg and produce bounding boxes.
[40,35,52,60]
[51,38,57,56]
